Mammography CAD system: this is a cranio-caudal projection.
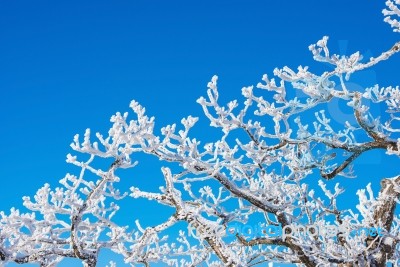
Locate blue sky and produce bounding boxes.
[0,1,399,266]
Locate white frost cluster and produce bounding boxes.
[384,0,400,32]
[0,2,400,266]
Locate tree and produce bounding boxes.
[1,2,400,267]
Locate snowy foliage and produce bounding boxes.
[1,2,400,267]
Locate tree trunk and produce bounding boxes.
[368,176,400,266]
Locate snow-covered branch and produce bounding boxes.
[1,2,400,266]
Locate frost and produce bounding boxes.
[0,2,400,267]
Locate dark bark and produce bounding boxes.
[367,176,400,266]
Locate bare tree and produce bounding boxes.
[1,1,400,266]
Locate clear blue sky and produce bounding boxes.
[0,1,399,266]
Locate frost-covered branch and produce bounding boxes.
[1,1,400,266]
